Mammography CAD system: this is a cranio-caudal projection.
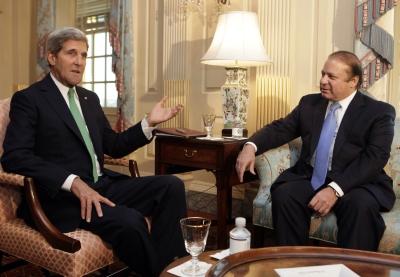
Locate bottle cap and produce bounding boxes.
[235,217,246,227]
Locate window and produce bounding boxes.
[77,13,117,108]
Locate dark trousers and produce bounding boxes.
[271,178,385,251]
[80,174,187,276]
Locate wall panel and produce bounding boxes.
[256,0,292,129]
[162,0,190,128]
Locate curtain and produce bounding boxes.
[354,0,397,90]
[36,0,56,79]
[109,0,134,131]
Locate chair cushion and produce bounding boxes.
[0,219,116,277]
[309,213,337,243]
[252,140,302,229]
[253,200,274,246]
[0,182,21,222]
[386,118,400,199]
[378,201,400,254]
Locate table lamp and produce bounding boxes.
[201,11,271,137]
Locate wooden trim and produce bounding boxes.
[24,178,81,253]
[129,159,140,178]
[23,157,139,253]
[206,246,400,277]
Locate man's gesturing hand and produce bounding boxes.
[71,178,115,223]
[146,96,183,127]
[308,187,338,217]
[235,144,256,182]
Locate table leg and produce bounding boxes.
[215,171,232,249]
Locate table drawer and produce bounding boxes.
[160,143,218,165]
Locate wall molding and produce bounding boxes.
[144,0,162,95]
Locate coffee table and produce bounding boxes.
[161,246,400,276]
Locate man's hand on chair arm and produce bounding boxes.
[236,144,257,183]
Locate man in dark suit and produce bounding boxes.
[236,51,396,250]
[1,27,186,276]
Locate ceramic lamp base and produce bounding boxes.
[222,128,248,138]
[222,68,249,133]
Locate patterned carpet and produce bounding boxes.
[185,189,254,220]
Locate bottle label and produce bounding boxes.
[229,237,250,254]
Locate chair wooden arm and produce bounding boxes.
[19,157,140,253]
[24,177,81,253]
[104,156,140,178]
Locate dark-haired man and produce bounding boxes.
[236,51,396,250]
[1,27,186,276]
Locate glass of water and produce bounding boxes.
[180,217,211,276]
[202,114,216,139]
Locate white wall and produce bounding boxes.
[0,0,35,98]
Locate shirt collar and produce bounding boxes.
[330,90,357,111]
[50,72,76,98]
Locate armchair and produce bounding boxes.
[252,120,400,254]
[0,97,141,276]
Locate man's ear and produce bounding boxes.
[349,75,359,89]
[47,52,56,66]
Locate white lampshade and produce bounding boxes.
[201,11,271,67]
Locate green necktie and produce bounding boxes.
[68,88,98,182]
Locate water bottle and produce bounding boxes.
[229,217,251,254]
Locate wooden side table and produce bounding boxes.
[155,136,248,249]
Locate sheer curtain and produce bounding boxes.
[109,0,134,131]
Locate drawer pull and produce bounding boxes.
[184,149,197,158]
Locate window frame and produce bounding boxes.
[77,13,118,110]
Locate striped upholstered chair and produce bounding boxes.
[252,119,400,254]
[0,97,140,276]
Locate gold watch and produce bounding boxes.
[329,186,341,198]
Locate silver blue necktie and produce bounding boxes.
[311,102,341,190]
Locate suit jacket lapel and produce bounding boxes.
[333,91,365,159]
[39,74,84,142]
[76,87,102,157]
